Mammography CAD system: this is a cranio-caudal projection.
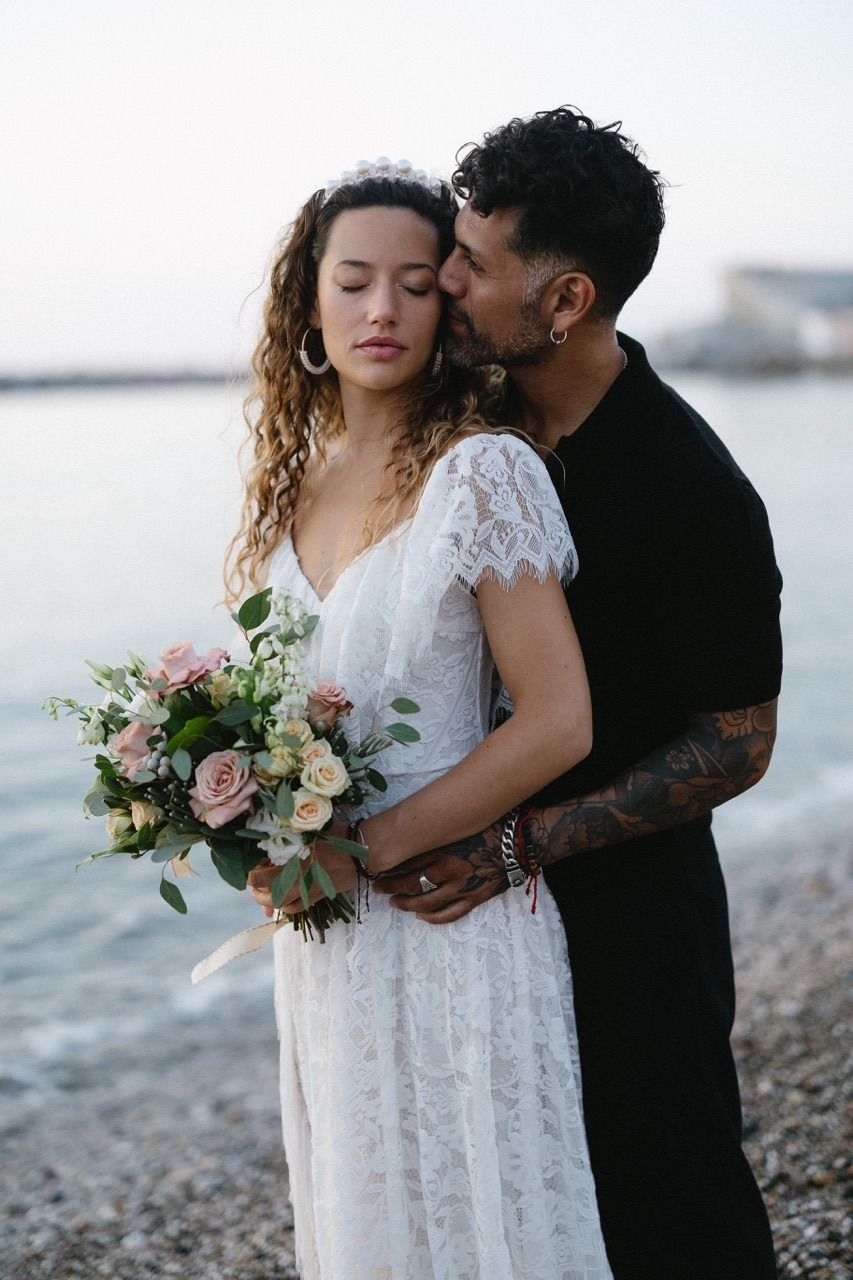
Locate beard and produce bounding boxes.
[445,299,552,370]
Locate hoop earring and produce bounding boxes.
[549,327,567,346]
[431,346,443,377]
[299,328,331,375]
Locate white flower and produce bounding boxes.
[254,659,284,701]
[300,754,349,798]
[126,691,170,726]
[271,589,309,632]
[77,708,106,746]
[269,684,309,721]
[245,808,308,864]
[105,810,133,841]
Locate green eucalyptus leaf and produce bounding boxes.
[237,588,272,632]
[85,660,113,681]
[171,747,192,781]
[132,769,156,783]
[135,821,156,852]
[159,880,188,914]
[271,856,302,907]
[299,876,311,911]
[365,768,388,793]
[389,697,420,715]
[166,715,213,753]
[312,861,336,901]
[215,701,256,726]
[276,783,295,820]
[83,781,110,816]
[210,845,248,891]
[152,830,204,862]
[324,834,370,859]
[76,847,123,866]
[384,722,421,744]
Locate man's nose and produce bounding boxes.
[438,252,463,297]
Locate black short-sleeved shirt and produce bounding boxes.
[538,332,783,821]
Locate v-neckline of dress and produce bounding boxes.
[286,531,394,607]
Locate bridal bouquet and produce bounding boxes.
[45,588,419,939]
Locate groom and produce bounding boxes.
[374,108,782,1279]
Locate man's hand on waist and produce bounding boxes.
[373,819,507,922]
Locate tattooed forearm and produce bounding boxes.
[527,700,778,867]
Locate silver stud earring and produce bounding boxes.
[431,346,444,377]
[549,327,567,346]
[299,328,331,375]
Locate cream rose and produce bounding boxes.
[281,718,314,747]
[289,788,333,832]
[300,738,333,765]
[300,755,349,798]
[253,744,299,785]
[105,810,134,841]
[130,799,164,830]
[206,669,236,709]
[188,749,258,829]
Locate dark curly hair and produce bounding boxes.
[453,106,667,320]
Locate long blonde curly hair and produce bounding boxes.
[225,177,505,603]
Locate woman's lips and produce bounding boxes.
[358,338,405,360]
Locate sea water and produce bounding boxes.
[1,375,851,1080]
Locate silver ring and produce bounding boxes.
[419,874,438,894]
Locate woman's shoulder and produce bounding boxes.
[432,428,545,479]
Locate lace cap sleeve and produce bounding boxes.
[384,433,577,679]
[430,432,577,590]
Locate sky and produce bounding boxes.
[1,0,851,372]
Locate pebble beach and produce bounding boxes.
[1,829,849,1280]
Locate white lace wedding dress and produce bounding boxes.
[268,433,613,1280]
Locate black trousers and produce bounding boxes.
[545,824,777,1280]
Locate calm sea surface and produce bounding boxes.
[1,376,851,1076]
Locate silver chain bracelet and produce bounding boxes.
[500,808,527,888]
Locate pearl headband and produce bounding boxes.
[323,157,446,203]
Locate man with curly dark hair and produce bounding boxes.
[376,107,782,1279]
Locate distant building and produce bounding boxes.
[654,267,853,372]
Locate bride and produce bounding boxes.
[234,159,613,1279]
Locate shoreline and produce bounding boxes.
[2,832,850,1279]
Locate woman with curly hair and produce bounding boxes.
[235,162,612,1279]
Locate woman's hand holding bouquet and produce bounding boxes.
[45,588,419,956]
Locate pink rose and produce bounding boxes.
[306,679,353,731]
[188,749,258,829]
[146,642,229,695]
[114,721,162,780]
